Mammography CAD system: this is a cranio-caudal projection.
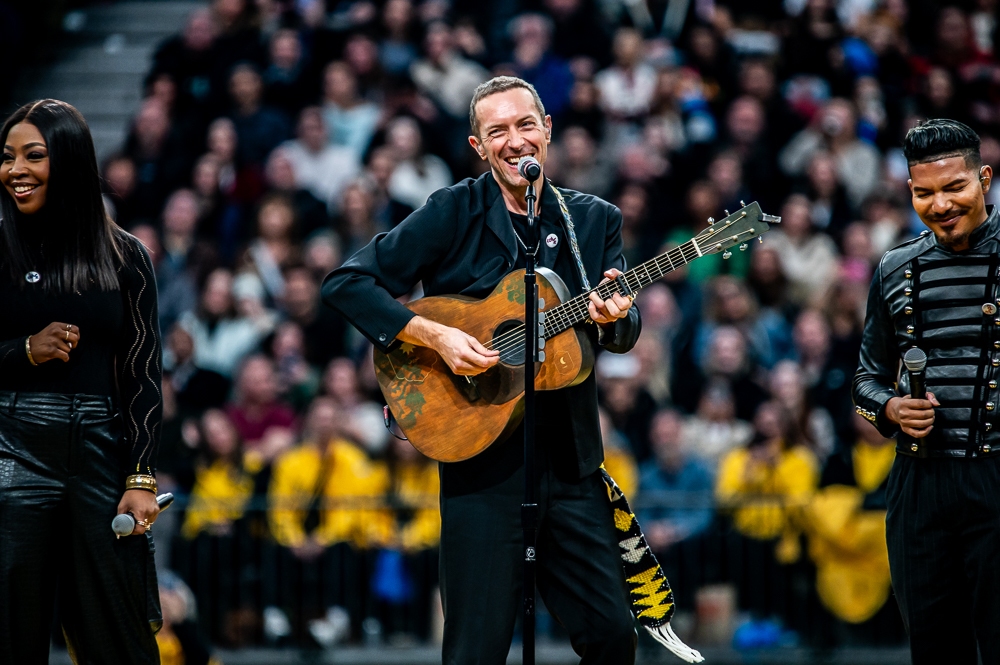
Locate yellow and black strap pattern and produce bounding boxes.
[600,467,704,662]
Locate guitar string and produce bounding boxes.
[483,238,702,357]
[484,239,702,356]
[483,219,753,357]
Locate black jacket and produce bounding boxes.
[322,172,641,479]
[853,205,1000,458]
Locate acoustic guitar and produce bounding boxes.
[374,201,780,462]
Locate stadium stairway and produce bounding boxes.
[11,0,202,163]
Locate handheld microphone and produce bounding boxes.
[517,156,542,182]
[112,492,175,538]
[903,347,927,400]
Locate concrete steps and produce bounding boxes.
[12,0,204,162]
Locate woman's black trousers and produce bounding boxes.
[0,392,160,664]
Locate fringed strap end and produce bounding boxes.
[645,624,704,663]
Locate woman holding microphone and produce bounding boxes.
[0,100,162,663]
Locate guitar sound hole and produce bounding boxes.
[493,320,525,366]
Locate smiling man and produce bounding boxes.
[853,119,1000,663]
[322,77,641,664]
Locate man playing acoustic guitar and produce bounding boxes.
[323,76,641,664]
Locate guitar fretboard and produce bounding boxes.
[541,237,705,339]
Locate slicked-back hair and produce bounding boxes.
[469,76,546,137]
[0,99,124,293]
[903,118,982,169]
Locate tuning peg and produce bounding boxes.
[722,250,732,259]
[758,236,763,244]
[707,217,715,225]
[739,243,749,251]
[538,337,545,349]
[537,351,545,362]
[724,209,730,216]
[538,297,545,310]
[740,200,746,207]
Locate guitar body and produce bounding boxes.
[373,268,594,462]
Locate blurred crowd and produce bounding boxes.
[85,0,1000,655]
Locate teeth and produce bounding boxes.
[13,185,36,193]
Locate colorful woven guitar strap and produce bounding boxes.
[548,183,592,291]
[600,467,704,662]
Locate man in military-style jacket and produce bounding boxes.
[853,119,1000,664]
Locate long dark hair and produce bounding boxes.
[0,99,124,293]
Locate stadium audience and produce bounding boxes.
[96,0,996,648]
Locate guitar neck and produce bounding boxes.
[542,238,704,339]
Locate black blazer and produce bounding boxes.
[322,172,641,478]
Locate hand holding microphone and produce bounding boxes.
[886,347,940,438]
[113,493,174,538]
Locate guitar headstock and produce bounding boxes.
[693,201,781,258]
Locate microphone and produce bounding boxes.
[517,156,542,182]
[903,347,927,400]
[112,492,175,538]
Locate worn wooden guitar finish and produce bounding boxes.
[374,202,779,462]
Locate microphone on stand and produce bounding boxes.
[518,156,542,182]
[903,347,927,400]
[112,492,175,538]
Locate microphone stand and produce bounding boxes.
[522,175,540,665]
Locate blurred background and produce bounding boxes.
[5,0,997,662]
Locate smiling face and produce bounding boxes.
[469,87,552,197]
[909,155,991,252]
[1,122,50,215]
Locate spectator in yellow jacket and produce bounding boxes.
[265,397,390,643]
[804,413,903,642]
[369,436,441,642]
[175,408,260,644]
[181,409,256,539]
[716,400,819,627]
[717,400,818,555]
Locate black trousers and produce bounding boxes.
[885,454,1000,664]
[439,423,636,665]
[0,392,160,665]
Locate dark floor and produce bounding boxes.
[49,644,912,664]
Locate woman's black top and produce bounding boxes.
[0,232,162,475]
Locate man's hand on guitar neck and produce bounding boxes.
[588,269,635,328]
[399,316,501,376]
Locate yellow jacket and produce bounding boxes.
[805,440,895,623]
[181,458,255,539]
[386,460,441,552]
[716,444,818,552]
[268,438,391,548]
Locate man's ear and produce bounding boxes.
[544,115,553,143]
[907,178,913,194]
[468,135,486,160]
[981,165,992,193]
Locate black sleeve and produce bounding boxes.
[597,203,642,353]
[117,235,164,475]
[0,336,32,372]
[852,265,901,438]
[321,188,459,352]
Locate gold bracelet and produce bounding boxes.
[125,474,157,493]
[25,337,37,366]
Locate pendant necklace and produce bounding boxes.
[26,241,42,283]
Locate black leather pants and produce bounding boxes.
[0,392,160,665]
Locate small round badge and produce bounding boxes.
[984,303,998,315]
[25,271,40,284]
[545,233,559,248]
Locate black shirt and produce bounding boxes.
[0,232,163,474]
